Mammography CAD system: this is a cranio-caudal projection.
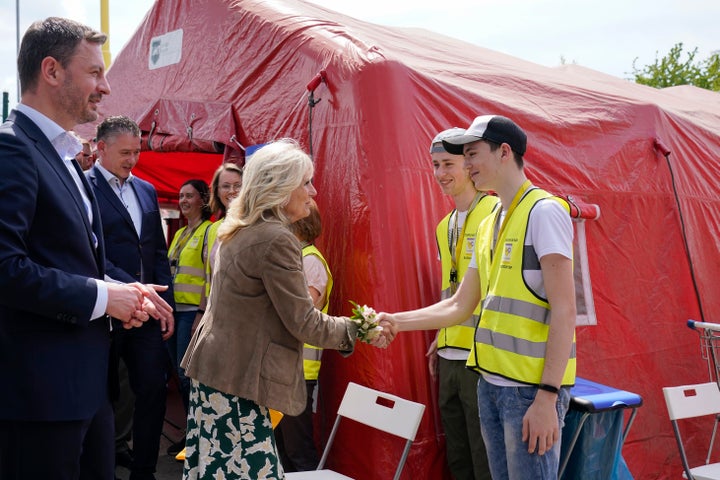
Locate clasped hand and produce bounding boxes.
[368,313,397,349]
[106,283,174,334]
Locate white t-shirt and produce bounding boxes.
[303,254,329,309]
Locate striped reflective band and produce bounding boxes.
[173,284,204,294]
[176,265,205,277]
[303,345,322,362]
[475,327,577,359]
[483,295,550,325]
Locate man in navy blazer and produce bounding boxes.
[88,116,175,480]
[0,18,172,480]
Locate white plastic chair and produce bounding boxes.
[285,382,426,480]
[663,382,720,479]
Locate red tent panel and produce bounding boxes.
[78,1,720,478]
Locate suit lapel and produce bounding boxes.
[89,166,137,236]
[12,112,100,260]
[73,161,106,272]
[131,180,153,241]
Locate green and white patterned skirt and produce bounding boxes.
[182,380,285,479]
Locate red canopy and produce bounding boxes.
[81,1,720,477]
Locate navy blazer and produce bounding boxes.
[87,166,174,310]
[0,110,110,422]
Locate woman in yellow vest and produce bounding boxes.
[166,178,212,455]
[275,199,333,472]
[378,115,576,480]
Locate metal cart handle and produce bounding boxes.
[687,319,720,332]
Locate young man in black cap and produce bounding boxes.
[378,115,576,480]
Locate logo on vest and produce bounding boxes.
[502,242,513,263]
[465,236,476,258]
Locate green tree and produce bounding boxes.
[631,42,720,91]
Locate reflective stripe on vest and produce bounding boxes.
[169,220,212,306]
[302,244,333,381]
[466,188,576,385]
[436,194,499,351]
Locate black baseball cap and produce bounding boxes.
[442,115,527,156]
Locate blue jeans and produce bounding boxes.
[477,376,570,480]
[167,310,196,413]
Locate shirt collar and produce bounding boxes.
[96,161,134,186]
[15,104,81,159]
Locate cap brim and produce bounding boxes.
[442,135,482,155]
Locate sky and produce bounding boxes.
[1,0,718,107]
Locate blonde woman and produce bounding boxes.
[180,139,396,479]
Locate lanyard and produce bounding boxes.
[169,223,201,275]
[448,192,485,287]
[492,179,534,255]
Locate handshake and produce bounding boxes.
[349,301,397,349]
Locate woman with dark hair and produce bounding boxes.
[275,199,333,472]
[167,178,212,453]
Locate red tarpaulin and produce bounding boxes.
[77,0,720,478]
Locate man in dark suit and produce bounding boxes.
[88,116,175,480]
[0,17,172,480]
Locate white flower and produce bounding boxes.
[349,300,381,343]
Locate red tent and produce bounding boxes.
[82,0,720,478]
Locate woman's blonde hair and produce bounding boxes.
[218,139,313,241]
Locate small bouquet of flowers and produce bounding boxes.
[349,301,384,343]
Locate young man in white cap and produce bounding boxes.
[426,128,496,480]
[378,115,576,479]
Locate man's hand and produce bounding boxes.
[131,283,173,323]
[106,282,145,324]
[369,313,398,348]
[155,305,174,340]
[522,391,560,455]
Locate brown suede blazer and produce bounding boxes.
[181,218,356,415]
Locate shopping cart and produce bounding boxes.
[687,319,720,388]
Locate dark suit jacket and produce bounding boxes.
[87,166,174,311]
[0,110,110,422]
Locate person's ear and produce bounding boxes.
[40,56,62,87]
[96,140,107,157]
[500,142,513,161]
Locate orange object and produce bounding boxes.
[270,408,284,428]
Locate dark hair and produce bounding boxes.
[96,115,141,143]
[181,179,212,221]
[209,163,243,218]
[18,17,107,95]
[290,201,322,243]
[484,139,524,168]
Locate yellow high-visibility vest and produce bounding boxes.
[302,244,333,381]
[436,193,499,351]
[466,187,576,386]
[168,220,212,306]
